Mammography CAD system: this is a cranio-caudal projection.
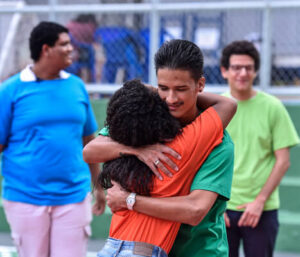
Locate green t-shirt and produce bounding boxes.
[223,91,299,210]
[169,130,234,257]
[99,126,109,136]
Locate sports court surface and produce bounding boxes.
[0,232,104,257]
[0,232,300,257]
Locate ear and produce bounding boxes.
[197,77,205,93]
[41,44,51,58]
[220,66,228,80]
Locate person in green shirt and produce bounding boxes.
[220,40,300,257]
[84,39,235,256]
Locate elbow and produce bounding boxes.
[283,159,291,173]
[82,144,95,163]
[186,206,206,226]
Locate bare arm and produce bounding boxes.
[237,147,290,228]
[147,84,237,128]
[83,134,102,185]
[197,92,237,129]
[107,181,218,226]
[0,144,4,153]
[83,135,136,164]
[83,135,181,179]
[82,134,105,215]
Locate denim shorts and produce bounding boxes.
[97,238,168,257]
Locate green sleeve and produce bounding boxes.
[98,126,109,136]
[270,101,299,151]
[190,130,234,200]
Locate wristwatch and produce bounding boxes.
[126,193,136,210]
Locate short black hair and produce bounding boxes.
[29,21,68,62]
[220,40,260,71]
[99,79,182,195]
[155,39,204,82]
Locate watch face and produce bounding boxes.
[127,198,134,205]
[126,193,136,210]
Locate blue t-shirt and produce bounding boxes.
[0,67,98,205]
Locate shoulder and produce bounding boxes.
[257,91,283,107]
[207,130,234,163]
[65,72,85,85]
[0,73,21,94]
[179,107,223,145]
[63,72,89,95]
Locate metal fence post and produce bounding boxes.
[260,0,272,89]
[149,0,160,86]
[49,0,57,21]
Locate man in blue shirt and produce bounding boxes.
[0,21,105,257]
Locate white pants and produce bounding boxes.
[3,193,92,257]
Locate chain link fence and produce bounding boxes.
[1,1,300,94]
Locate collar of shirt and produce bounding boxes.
[20,64,70,82]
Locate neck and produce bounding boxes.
[230,88,256,101]
[32,62,60,80]
[179,107,200,126]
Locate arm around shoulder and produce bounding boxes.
[197,92,237,129]
[83,135,137,164]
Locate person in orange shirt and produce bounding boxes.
[84,40,237,256]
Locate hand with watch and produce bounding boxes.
[126,192,136,210]
[106,180,136,212]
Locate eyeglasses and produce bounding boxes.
[229,65,255,73]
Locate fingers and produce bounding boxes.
[151,150,180,178]
[237,202,263,227]
[238,211,260,227]
[236,204,246,210]
[157,145,181,172]
[96,204,105,215]
[251,217,260,228]
[154,161,172,179]
[238,212,248,227]
[92,202,105,216]
[157,154,178,172]
[136,143,181,180]
[145,157,172,180]
[160,145,181,160]
[224,212,230,227]
[148,163,163,180]
[111,180,121,187]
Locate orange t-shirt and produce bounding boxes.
[109,107,223,253]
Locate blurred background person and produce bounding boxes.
[0,21,105,257]
[221,40,299,257]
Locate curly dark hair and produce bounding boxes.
[99,79,182,195]
[29,21,69,62]
[155,39,204,82]
[101,156,154,195]
[220,40,260,71]
[105,79,181,146]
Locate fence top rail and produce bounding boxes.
[1,1,300,14]
[85,84,300,96]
